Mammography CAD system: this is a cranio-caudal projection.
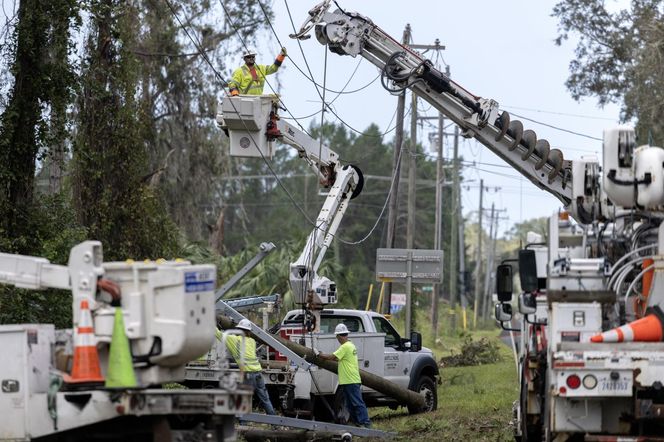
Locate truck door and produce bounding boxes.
[372,316,409,388]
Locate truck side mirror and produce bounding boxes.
[495,302,513,322]
[496,264,513,302]
[518,292,537,315]
[409,331,422,352]
[518,249,538,293]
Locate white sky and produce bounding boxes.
[245,0,628,235]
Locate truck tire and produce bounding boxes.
[407,375,437,414]
[519,366,542,441]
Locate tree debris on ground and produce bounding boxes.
[439,334,501,367]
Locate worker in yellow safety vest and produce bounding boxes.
[228,47,287,96]
[223,319,276,415]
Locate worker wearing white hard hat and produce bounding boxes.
[223,318,276,415]
[316,323,371,427]
[227,47,287,96]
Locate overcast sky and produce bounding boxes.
[237,0,628,235]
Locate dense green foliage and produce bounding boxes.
[0,0,272,324]
[553,0,664,144]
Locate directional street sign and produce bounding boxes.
[375,248,444,337]
[375,248,444,283]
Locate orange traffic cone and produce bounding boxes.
[591,306,664,343]
[63,299,105,384]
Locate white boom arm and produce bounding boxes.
[291,1,593,215]
[219,94,365,307]
[290,164,361,307]
[0,241,103,325]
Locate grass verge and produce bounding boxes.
[368,331,518,441]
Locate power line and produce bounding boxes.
[502,104,617,121]
[508,111,602,141]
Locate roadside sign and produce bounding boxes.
[390,293,406,314]
[375,248,444,283]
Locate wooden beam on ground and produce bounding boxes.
[217,315,426,411]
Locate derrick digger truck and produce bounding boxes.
[291,1,664,440]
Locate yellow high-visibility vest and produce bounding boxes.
[224,334,262,372]
[228,58,282,95]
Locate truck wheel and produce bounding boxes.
[408,376,437,414]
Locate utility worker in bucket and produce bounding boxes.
[316,323,371,428]
[228,47,287,96]
[224,319,276,415]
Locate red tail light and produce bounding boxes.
[566,374,581,389]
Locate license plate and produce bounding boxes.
[597,375,632,396]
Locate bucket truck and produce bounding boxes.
[217,93,439,420]
[0,241,252,441]
[290,1,664,440]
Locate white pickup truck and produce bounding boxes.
[268,308,440,421]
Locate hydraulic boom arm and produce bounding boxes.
[291,1,575,208]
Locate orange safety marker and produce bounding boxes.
[63,299,105,384]
[591,306,664,343]
[635,258,654,318]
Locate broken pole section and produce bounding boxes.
[216,315,427,411]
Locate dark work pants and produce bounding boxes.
[340,383,371,427]
[245,372,276,415]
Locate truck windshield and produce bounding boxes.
[372,317,401,348]
[319,315,365,333]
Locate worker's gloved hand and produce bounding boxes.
[280,46,287,57]
[313,348,320,357]
[230,88,239,96]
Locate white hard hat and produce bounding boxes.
[334,323,349,335]
[242,49,257,58]
[237,319,252,331]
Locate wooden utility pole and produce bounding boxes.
[217,315,426,410]
[483,208,506,319]
[405,88,418,331]
[481,203,495,320]
[449,125,459,331]
[431,113,444,336]
[382,24,411,315]
[473,179,484,327]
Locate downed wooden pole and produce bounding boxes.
[217,315,426,411]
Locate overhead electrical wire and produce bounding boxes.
[166,0,319,231]
[502,104,617,121]
[281,0,400,139]
[168,0,397,250]
[508,111,602,141]
[258,0,379,96]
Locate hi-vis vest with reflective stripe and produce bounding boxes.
[224,334,262,372]
[228,63,280,95]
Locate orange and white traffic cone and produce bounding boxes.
[63,299,105,384]
[591,306,664,343]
